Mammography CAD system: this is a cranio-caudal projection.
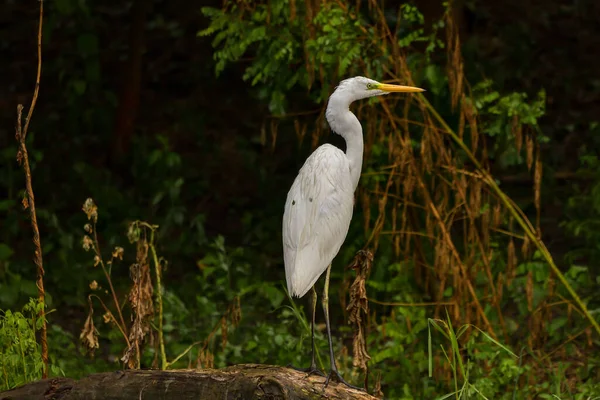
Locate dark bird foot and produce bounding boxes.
[324,369,365,391]
[287,363,325,377]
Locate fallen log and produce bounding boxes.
[0,364,380,400]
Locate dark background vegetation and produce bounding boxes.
[1,0,600,398]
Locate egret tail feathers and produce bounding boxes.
[286,249,328,298]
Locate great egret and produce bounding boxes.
[282,76,424,388]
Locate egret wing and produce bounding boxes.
[282,144,354,298]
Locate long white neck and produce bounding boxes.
[325,93,364,191]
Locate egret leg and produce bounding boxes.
[322,264,364,391]
[288,286,324,377]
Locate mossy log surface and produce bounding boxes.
[0,364,380,400]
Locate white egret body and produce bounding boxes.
[282,76,424,388]
[283,143,354,297]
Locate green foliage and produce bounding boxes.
[469,79,547,167]
[199,1,448,114]
[560,151,600,320]
[200,1,368,112]
[564,153,600,264]
[0,299,52,390]
[428,315,521,400]
[398,4,445,57]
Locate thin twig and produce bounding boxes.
[146,224,167,370]
[166,341,203,369]
[490,227,526,240]
[539,326,591,361]
[88,295,130,347]
[22,1,43,141]
[370,299,457,307]
[14,0,47,379]
[166,296,240,369]
[92,223,129,339]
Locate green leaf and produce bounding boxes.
[0,200,16,211]
[547,317,567,333]
[77,34,99,57]
[263,285,284,308]
[0,243,14,260]
[55,0,75,15]
[72,80,87,95]
[85,62,101,82]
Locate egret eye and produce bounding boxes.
[366,83,374,89]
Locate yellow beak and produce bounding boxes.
[376,83,425,93]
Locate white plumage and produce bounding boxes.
[283,144,354,297]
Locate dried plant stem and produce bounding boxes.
[166,316,221,369]
[419,174,496,337]
[166,297,240,369]
[540,325,591,361]
[370,299,457,307]
[419,93,600,338]
[447,168,509,339]
[16,110,48,378]
[92,225,129,339]
[88,295,130,346]
[380,101,496,338]
[23,1,43,137]
[166,340,203,369]
[14,0,47,379]
[147,227,167,370]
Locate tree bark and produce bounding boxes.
[0,364,380,400]
[111,0,149,161]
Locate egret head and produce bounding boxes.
[326,76,425,139]
[332,76,424,103]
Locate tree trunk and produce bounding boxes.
[0,364,380,400]
[111,0,149,162]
